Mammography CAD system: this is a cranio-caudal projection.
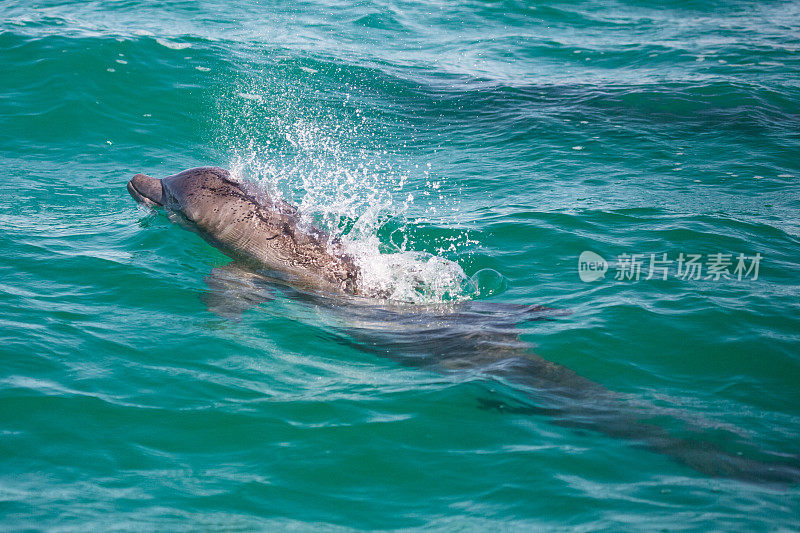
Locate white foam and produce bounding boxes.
[156,38,191,50]
[237,92,263,102]
[343,235,470,304]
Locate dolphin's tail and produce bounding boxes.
[648,435,800,485]
[485,355,800,486]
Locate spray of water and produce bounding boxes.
[214,68,480,304]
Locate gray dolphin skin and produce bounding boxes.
[128,167,800,486]
[128,166,360,295]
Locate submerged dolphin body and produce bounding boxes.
[201,270,800,485]
[128,167,800,486]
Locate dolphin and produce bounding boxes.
[128,166,800,485]
[128,166,360,295]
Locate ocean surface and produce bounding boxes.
[2,0,800,529]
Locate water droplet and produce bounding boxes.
[469,269,507,298]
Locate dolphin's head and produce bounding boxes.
[158,167,239,224]
[127,167,233,216]
[127,173,164,207]
[128,167,258,229]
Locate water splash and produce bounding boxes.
[215,71,477,303]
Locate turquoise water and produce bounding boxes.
[3,0,800,529]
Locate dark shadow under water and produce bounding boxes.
[203,263,800,487]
